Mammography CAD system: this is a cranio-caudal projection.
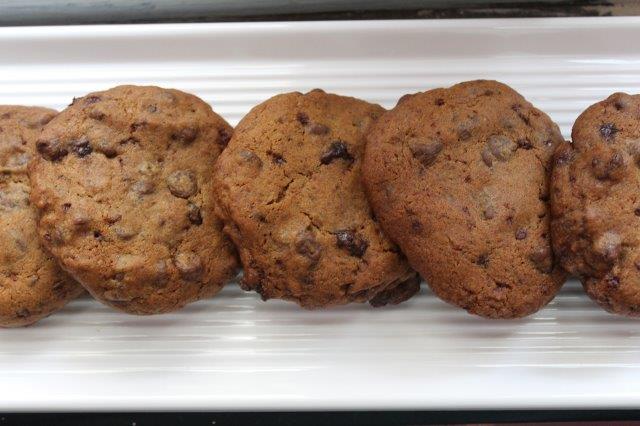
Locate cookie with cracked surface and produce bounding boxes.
[363,80,567,318]
[213,89,418,308]
[551,92,640,317]
[29,86,238,315]
[0,106,83,327]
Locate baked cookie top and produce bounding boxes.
[551,92,640,316]
[214,89,417,308]
[0,105,83,327]
[30,86,238,315]
[363,80,566,318]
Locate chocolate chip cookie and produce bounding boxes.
[0,106,83,327]
[213,89,418,308]
[551,92,640,316]
[363,80,567,318]
[29,86,238,315]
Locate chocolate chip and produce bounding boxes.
[83,95,101,105]
[488,135,516,161]
[36,138,68,161]
[296,112,309,125]
[166,170,197,198]
[89,110,106,121]
[369,275,420,308]
[592,151,626,181]
[130,121,147,132]
[554,147,574,166]
[72,139,93,158]
[187,202,203,225]
[409,139,443,168]
[147,104,158,113]
[600,123,620,140]
[62,203,71,212]
[174,251,203,281]
[515,228,528,240]
[476,254,489,268]
[411,219,423,233]
[267,151,286,165]
[635,208,640,217]
[435,98,445,106]
[320,141,354,165]
[95,139,118,158]
[308,123,329,135]
[218,128,231,147]
[512,104,530,126]
[295,230,322,263]
[335,230,368,257]
[481,149,493,167]
[16,308,30,318]
[517,138,533,150]
[529,246,553,273]
[171,127,198,144]
[458,129,471,141]
[131,179,155,196]
[606,275,620,287]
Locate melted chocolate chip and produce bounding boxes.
[72,139,93,158]
[267,151,286,165]
[171,127,198,144]
[295,230,322,263]
[410,139,443,168]
[83,95,101,105]
[309,123,330,135]
[218,128,231,147]
[335,230,368,257]
[600,123,620,140]
[435,98,445,106]
[320,141,353,165]
[36,138,68,161]
[296,112,309,125]
[89,110,106,121]
[476,254,489,268]
[187,202,203,225]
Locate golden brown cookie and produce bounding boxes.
[0,106,83,327]
[551,92,640,316]
[363,80,567,318]
[29,86,238,315]
[213,89,418,309]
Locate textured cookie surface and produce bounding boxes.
[551,92,640,316]
[0,106,83,327]
[30,86,238,315]
[363,80,566,318]
[213,89,418,308]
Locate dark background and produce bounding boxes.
[1,0,639,424]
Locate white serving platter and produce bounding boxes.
[1,17,640,412]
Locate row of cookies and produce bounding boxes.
[0,81,635,327]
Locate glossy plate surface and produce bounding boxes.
[1,17,639,411]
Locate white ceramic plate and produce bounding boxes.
[1,17,640,412]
